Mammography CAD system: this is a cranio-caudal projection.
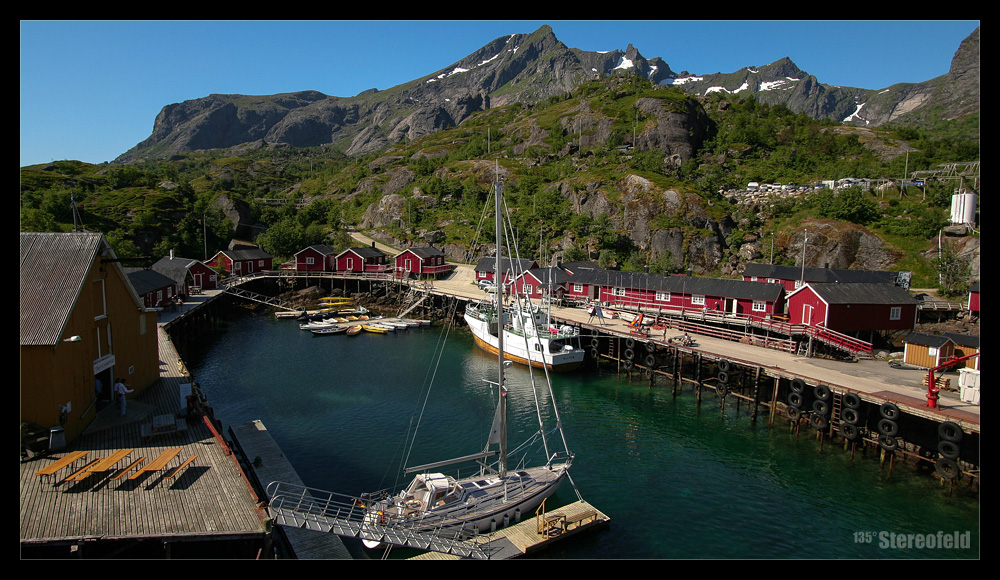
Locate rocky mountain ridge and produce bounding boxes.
[116,25,979,163]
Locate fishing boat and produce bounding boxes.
[362,323,389,334]
[346,325,363,336]
[463,176,585,372]
[361,169,573,548]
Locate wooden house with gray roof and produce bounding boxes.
[742,262,908,292]
[20,232,159,442]
[151,252,218,293]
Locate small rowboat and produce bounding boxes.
[346,325,363,336]
[362,324,388,334]
[311,325,347,336]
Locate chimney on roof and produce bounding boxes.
[371,241,375,248]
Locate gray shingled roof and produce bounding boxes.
[475,256,537,274]
[904,332,955,348]
[567,268,785,302]
[125,268,176,296]
[339,246,385,259]
[743,262,900,285]
[401,246,445,259]
[802,283,917,304]
[151,255,202,286]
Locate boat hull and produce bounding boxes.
[464,311,585,372]
[363,464,568,549]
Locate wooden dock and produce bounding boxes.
[19,327,267,558]
[229,420,354,559]
[408,500,610,560]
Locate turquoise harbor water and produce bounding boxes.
[183,314,979,559]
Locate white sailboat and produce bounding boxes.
[361,168,574,548]
[464,176,586,372]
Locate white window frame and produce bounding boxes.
[655,291,671,302]
[613,287,625,297]
[889,306,901,320]
[691,294,706,306]
[524,284,533,295]
[572,283,583,293]
[752,300,767,312]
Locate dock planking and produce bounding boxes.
[19,327,266,555]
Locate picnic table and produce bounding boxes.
[35,450,89,483]
[67,449,134,481]
[128,447,190,481]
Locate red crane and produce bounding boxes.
[926,352,980,408]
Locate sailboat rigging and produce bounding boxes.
[360,165,574,547]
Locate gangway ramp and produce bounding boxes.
[265,481,494,559]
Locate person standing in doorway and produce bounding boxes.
[113,379,134,416]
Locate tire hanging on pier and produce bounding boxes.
[812,400,830,416]
[841,408,860,425]
[717,371,730,385]
[839,422,859,441]
[877,418,899,437]
[935,457,960,480]
[843,392,862,410]
[879,402,900,421]
[937,440,960,460]
[814,385,831,402]
[624,348,635,360]
[787,406,802,421]
[622,358,633,371]
[787,392,804,408]
[938,421,963,443]
[790,378,806,393]
[878,434,898,452]
[645,354,657,368]
[718,359,731,373]
[810,413,828,430]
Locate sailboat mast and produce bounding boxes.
[495,168,508,479]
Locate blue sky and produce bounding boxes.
[20,20,979,167]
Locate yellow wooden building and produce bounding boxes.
[20,233,159,443]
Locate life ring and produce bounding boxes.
[718,359,731,373]
[787,406,802,421]
[879,402,900,420]
[717,371,730,384]
[938,421,963,443]
[812,400,830,416]
[787,392,804,408]
[935,458,960,480]
[877,418,899,437]
[841,408,860,425]
[790,378,806,393]
[878,434,897,452]
[624,348,635,360]
[645,354,657,368]
[839,422,859,441]
[843,392,862,410]
[937,440,960,460]
[810,414,828,430]
[814,385,831,401]
[717,382,729,397]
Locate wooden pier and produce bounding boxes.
[19,326,267,558]
[408,500,610,560]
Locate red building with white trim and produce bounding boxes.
[394,246,451,279]
[294,244,338,272]
[786,283,917,334]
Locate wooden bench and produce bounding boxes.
[70,449,133,481]
[35,451,89,482]
[111,457,146,481]
[128,448,182,481]
[62,459,102,483]
[564,509,598,528]
[165,455,197,479]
